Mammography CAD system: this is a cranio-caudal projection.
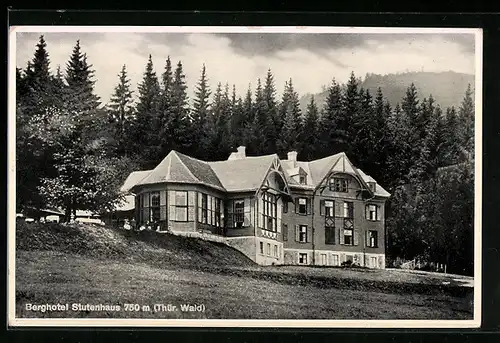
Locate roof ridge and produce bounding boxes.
[171,151,201,183]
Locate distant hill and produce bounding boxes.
[299,71,475,114]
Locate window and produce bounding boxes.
[297,225,308,243]
[332,254,339,266]
[201,194,208,223]
[174,191,188,221]
[321,253,327,266]
[262,193,277,231]
[367,230,378,248]
[366,204,380,221]
[282,223,288,241]
[343,202,354,218]
[296,197,308,215]
[299,175,306,185]
[198,193,222,227]
[325,200,334,217]
[325,226,335,244]
[370,256,378,267]
[283,201,288,213]
[259,241,264,254]
[299,253,308,265]
[215,199,221,227]
[234,200,244,227]
[344,228,353,245]
[150,191,161,223]
[266,243,271,255]
[330,177,348,192]
[368,181,376,192]
[273,245,278,257]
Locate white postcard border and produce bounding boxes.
[7,25,483,328]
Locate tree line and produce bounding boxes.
[16,36,475,275]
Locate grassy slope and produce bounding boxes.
[15,222,474,319]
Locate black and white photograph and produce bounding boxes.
[8,26,481,327]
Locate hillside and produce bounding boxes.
[16,222,256,270]
[299,71,475,114]
[15,222,473,320]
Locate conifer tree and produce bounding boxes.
[340,71,361,157]
[65,40,101,116]
[209,83,232,160]
[229,84,246,148]
[441,107,462,165]
[263,69,280,153]
[248,78,271,155]
[107,64,134,156]
[169,60,192,154]
[157,56,174,158]
[277,79,302,156]
[319,78,342,156]
[133,55,161,166]
[22,35,58,115]
[458,84,474,158]
[300,96,320,160]
[191,64,212,159]
[241,84,255,149]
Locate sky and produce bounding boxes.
[15,30,477,104]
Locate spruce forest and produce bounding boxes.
[16,36,475,275]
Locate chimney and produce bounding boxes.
[237,146,246,158]
[287,151,297,167]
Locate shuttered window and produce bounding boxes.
[367,230,378,248]
[296,224,308,243]
[343,228,353,245]
[366,204,381,221]
[296,197,308,215]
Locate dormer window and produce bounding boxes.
[329,177,348,193]
[368,181,376,192]
[299,175,306,185]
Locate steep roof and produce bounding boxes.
[356,168,391,198]
[135,151,225,192]
[208,154,278,192]
[282,152,390,198]
[120,170,152,193]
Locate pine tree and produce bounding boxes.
[417,95,436,141]
[169,61,192,154]
[241,84,255,149]
[22,35,58,115]
[249,78,271,155]
[133,55,161,166]
[263,69,280,153]
[300,96,320,160]
[65,40,101,116]
[458,84,474,158]
[158,56,174,158]
[229,84,246,148]
[107,64,134,156]
[387,101,413,187]
[319,78,342,156]
[340,71,361,157]
[277,79,302,156]
[25,35,51,90]
[441,107,462,165]
[209,83,232,160]
[408,106,445,192]
[191,64,212,159]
